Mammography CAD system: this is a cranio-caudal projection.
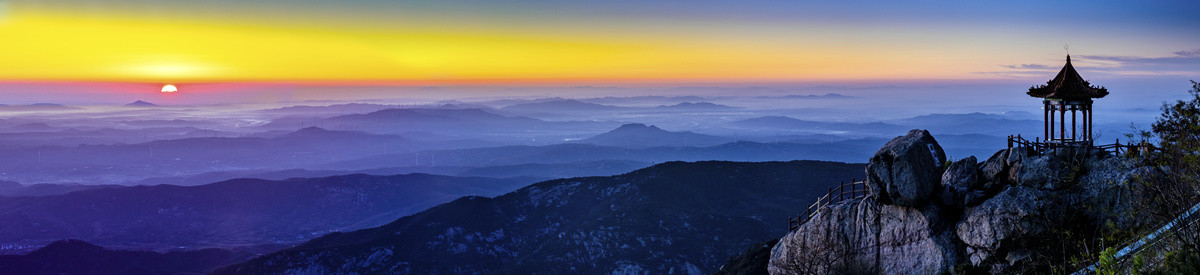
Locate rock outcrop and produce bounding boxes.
[955,186,1060,269]
[941,156,987,206]
[866,129,947,206]
[768,198,960,274]
[770,129,1146,274]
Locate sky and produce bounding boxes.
[0,0,1197,103]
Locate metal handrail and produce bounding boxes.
[789,179,869,231]
[1007,134,1156,156]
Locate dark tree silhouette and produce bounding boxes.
[1130,81,1200,270]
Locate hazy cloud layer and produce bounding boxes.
[1001,64,1055,70]
[1173,49,1200,57]
[984,49,1200,78]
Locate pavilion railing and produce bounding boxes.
[1007,134,1156,156]
[788,178,869,231]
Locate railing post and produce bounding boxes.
[852,177,857,197]
[1116,138,1121,154]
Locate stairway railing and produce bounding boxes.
[788,179,869,231]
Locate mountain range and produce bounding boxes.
[325,139,879,169]
[0,173,532,253]
[0,127,426,184]
[218,160,865,274]
[0,239,251,275]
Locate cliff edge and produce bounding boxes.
[769,129,1146,274]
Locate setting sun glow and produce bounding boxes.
[160,84,178,93]
[0,4,1086,85]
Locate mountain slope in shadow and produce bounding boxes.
[0,239,250,275]
[218,160,864,274]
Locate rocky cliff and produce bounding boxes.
[769,129,1145,274]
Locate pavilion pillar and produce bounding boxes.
[1049,103,1056,141]
[1044,101,1050,141]
[1071,104,1077,141]
[1082,104,1089,141]
[1080,106,1087,141]
[1059,102,1066,141]
[1088,105,1094,141]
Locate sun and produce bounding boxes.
[161,84,178,93]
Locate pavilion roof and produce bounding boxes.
[1027,55,1108,99]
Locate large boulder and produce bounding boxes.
[769,199,959,274]
[866,129,947,206]
[1013,153,1058,189]
[955,186,1061,271]
[1071,157,1142,230]
[1013,148,1089,190]
[978,149,1009,189]
[940,156,988,206]
[942,156,980,190]
[1004,147,1032,185]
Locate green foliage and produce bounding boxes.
[1130,80,1200,261]
[1133,255,1144,275]
[1152,250,1200,275]
[1098,247,1117,275]
[1035,210,1137,273]
[1152,81,1200,152]
[1143,80,1200,188]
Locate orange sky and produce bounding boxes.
[0,1,1196,85]
[0,6,1035,84]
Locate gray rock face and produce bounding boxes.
[866,129,947,206]
[979,149,1009,188]
[1005,147,1031,185]
[940,157,980,206]
[1072,157,1142,229]
[1014,153,1058,189]
[768,199,958,274]
[1013,148,1094,190]
[955,186,1059,267]
[943,156,980,189]
[772,130,1151,274]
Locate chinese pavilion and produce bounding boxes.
[1028,55,1108,144]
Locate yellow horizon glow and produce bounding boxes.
[0,7,1001,85]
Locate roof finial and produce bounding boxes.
[1063,43,1070,60]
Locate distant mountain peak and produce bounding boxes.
[30,239,105,256]
[578,123,733,148]
[125,100,157,107]
[613,123,663,132]
[296,126,330,132]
